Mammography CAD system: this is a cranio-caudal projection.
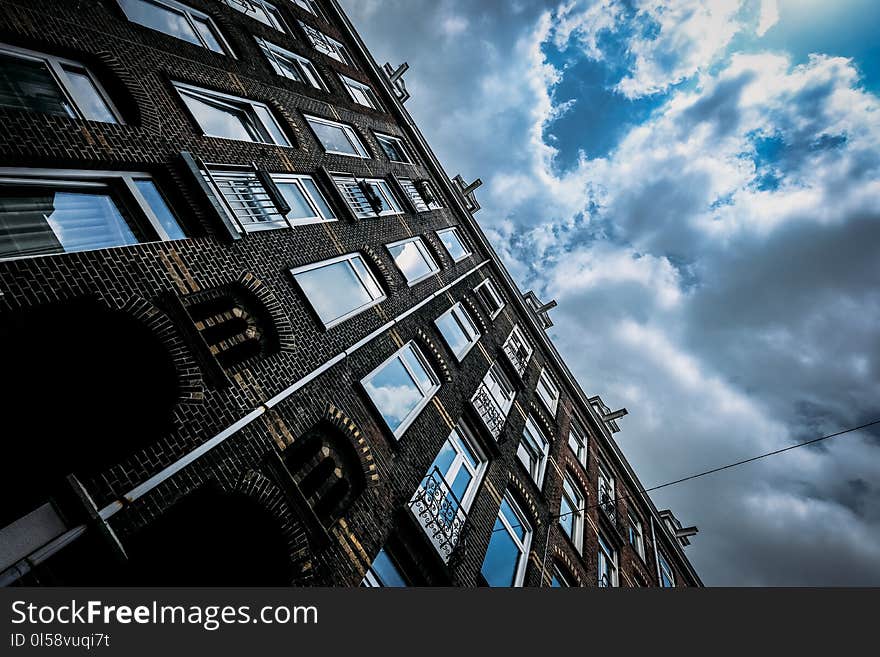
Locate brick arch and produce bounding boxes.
[461,295,489,334]
[421,232,451,268]
[361,244,398,294]
[527,400,555,441]
[415,327,452,383]
[323,404,380,488]
[551,547,586,587]
[506,474,542,530]
[116,296,205,405]
[94,50,161,132]
[237,271,295,352]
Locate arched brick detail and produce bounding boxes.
[422,232,450,268]
[361,244,397,294]
[237,271,295,352]
[506,474,542,528]
[95,50,160,132]
[528,400,556,437]
[415,327,452,383]
[551,546,586,587]
[266,99,302,151]
[234,469,314,583]
[462,295,489,334]
[324,404,380,487]
[117,296,205,404]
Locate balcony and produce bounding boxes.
[471,384,505,439]
[503,342,530,377]
[409,467,468,562]
[599,491,617,525]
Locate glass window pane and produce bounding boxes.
[389,239,435,283]
[449,468,472,502]
[0,188,136,259]
[253,105,288,145]
[370,549,406,587]
[438,229,468,260]
[363,356,422,432]
[121,0,201,47]
[192,17,225,54]
[436,311,470,358]
[481,521,520,587]
[134,179,185,240]
[0,52,73,117]
[428,440,457,479]
[294,258,375,325]
[301,179,334,219]
[349,256,382,299]
[560,495,574,538]
[401,346,434,392]
[61,66,116,123]
[277,181,315,220]
[308,119,359,155]
[180,91,254,142]
[499,498,526,541]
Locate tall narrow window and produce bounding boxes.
[298,21,352,65]
[628,513,645,560]
[411,423,487,560]
[361,341,440,439]
[340,74,381,110]
[0,169,184,260]
[175,82,290,146]
[436,226,471,262]
[434,302,480,361]
[375,133,412,163]
[481,493,532,587]
[559,475,585,553]
[290,252,384,328]
[568,418,588,468]
[517,416,549,487]
[551,564,574,587]
[362,548,407,587]
[386,236,439,286]
[659,552,676,588]
[119,0,231,54]
[598,534,618,587]
[306,115,368,157]
[471,361,515,439]
[503,325,533,377]
[256,37,324,89]
[224,0,288,33]
[333,176,401,217]
[474,278,504,318]
[598,462,616,522]
[536,368,560,415]
[0,44,121,122]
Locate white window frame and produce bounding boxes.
[386,236,439,286]
[503,324,533,376]
[659,551,676,588]
[560,474,585,553]
[434,302,480,361]
[305,115,369,158]
[224,0,289,33]
[0,43,123,123]
[598,462,616,515]
[551,564,574,587]
[436,226,472,263]
[0,167,184,261]
[294,0,327,22]
[173,81,290,146]
[361,341,440,439]
[298,20,352,65]
[482,362,515,417]
[340,74,381,110]
[474,278,504,319]
[517,415,550,487]
[399,178,441,212]
[628,513,645,560]
[536,368,560,415]
[484,492,532,587]
[568,418,588,468]
[598,534,619,587]
[361,547,406,587]
[201,167,335,232]
[333,175,401,218]
[118,0,234,55]
[255,37,324,90]
[290,252,385,328]
[375,133,413,164]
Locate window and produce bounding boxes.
[568,418,588,468]
[536,368,560,415]
[0,169,185,260]
[202,168,334,231]
[399,178,441,212]
[340,74,381,110]
[306,115,368,157]
[503,325,532,376]
[628,513,645,560]
[551,564,574,587]
[224,0,288,33]
[471,361,516,438]
[481,493,531,587]
[290,252,384,328]
[293,0,327,21]
[436,226,471,262]
[559,475,585,552]
[659,552,676,588]
[474,278,503,318]
[333,176,401,217]
[0,44,120,123]
[434,302,480,361]
[386,236,439,286]
[256,37,324,89]
[361,341,440,439]
[118,0,231,54]
[375,133,412,163]
[361,548,406,587]
[598,534,618,587]
[517,416,549,487]
[298,21,352,66]
[598,462,616,521]
[412,422,488,560]
[174,82,290,146]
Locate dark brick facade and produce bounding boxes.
[0,0,700,587]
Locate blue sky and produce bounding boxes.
[342,0,880,585]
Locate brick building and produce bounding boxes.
[0,0,701,587]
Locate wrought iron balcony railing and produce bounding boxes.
[409,467,468,562]
[599,490,617,524]
[471,384,505,439]
[503,342,530,377]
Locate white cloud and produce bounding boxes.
[756,0,780,36]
